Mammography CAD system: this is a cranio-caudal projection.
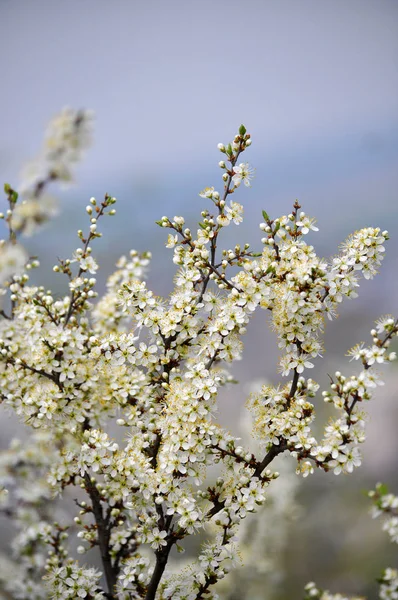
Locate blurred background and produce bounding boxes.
[1,0,398,597]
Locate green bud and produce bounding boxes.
[239,124,246,136]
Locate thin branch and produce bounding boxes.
[64,196,110,327]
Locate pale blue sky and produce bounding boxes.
[0,0,397,308]
[1,0,397,180]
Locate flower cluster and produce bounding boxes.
[20,107,93,196]
[378,568,398,600]
[369,482,398,598]
[371,484,398,545]
[44,560,104,599]
[0,115,397,600]
[248,313,397,481]
[0,431,57,599]
[0,237,28,286]
[304,482,398,599]
[4,107,93,242]
[214,440,300,599]
[369,482,398,600]
[304,582,363,600]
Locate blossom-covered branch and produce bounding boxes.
[0,115,396,600]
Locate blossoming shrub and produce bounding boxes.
[0,112,397,599]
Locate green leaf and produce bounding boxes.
[239,124,246,136]
[377,483,389,496]
[262,210,270,222]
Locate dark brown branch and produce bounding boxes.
[253,440,288,478]
[9,357,64,390]
[206,440,286,521]
[84,474,116,598]
[113,531,137,578]
[145,540,174,600]
[34,295,60,325]
[288,368,300,400]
